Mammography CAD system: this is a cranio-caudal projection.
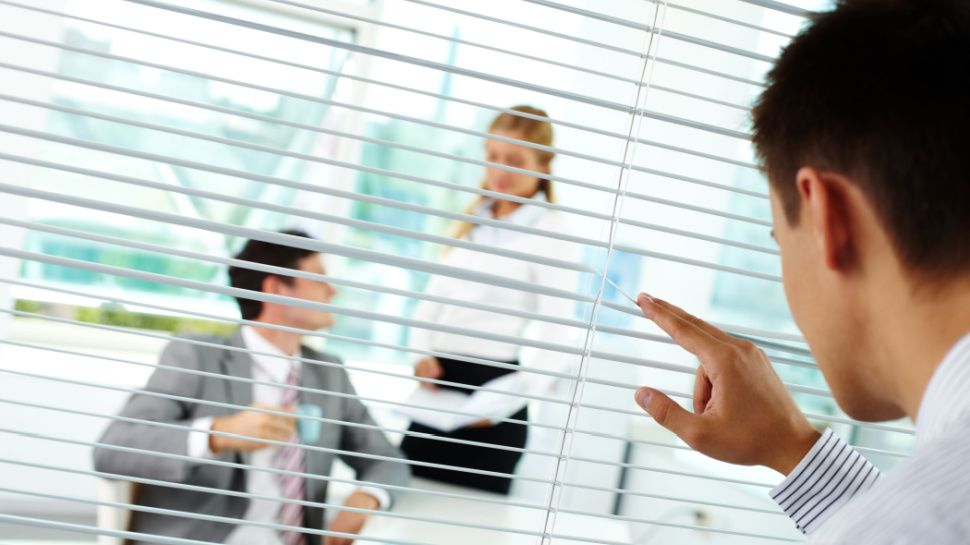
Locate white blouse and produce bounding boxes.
[409,192,586,414]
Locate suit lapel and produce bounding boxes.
[222,329,254,468]
[222,329,254,410]
[299,345,318,409]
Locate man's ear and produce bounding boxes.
[796,166,854,271]
[261,274,283,296]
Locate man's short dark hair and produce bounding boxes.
[227,229,317,320]
[752,0,970,278]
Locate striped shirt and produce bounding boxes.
[771,332,970,543]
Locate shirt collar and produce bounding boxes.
[474,190,549,225]
[468,191,549,247]
[240,326,298,383]
[915,331,970,448]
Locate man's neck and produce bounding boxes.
[875,278,970,421]
[251,324,302,357]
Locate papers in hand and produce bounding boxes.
[397,373,528,433]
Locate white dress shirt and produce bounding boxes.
[409,192,586,418]
[188,327,389,545]
[771,332,970,543]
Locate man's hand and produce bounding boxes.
[633,294,820,475]
[414,357,443,389]
[323,491,380,545]
[209,405,296,454]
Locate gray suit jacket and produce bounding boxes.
[93,330,410,545]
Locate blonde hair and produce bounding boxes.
[452,105,556,240]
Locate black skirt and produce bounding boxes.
[400,356,528,495]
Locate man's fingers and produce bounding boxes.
[655,298,736,344]
[252,409,296,440]
[637,293,720,357]
[415,358,443,388]
[635,387,702,443]
[251,405,295,418]
[272,417,297,438]
[693,366,713,415]
[415,360,442,379]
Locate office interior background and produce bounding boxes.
[0,0,915,544]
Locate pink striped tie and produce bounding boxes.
[276,362,306,545]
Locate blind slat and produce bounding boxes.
[0,393,552,486]
[0,420,782,500]
[0,278,706,407]
[736,0,813,17]
[124,0,646,117]
[0,484,800,545]
[0,195,804,354]
[0,131,768,269]
[0,190,597,301]
[0,456,550,517]
[115,0,757,141]
[0,139,618,249]
[268,0,780,90]
[0,157,779,283]
[0,431,786,534]
[1,249,831,400]
[0,316,915,437]
[666,1,794,38]
[0,170,779,299]
[0,354,703,479]
[1,486,477,545]
[0,253,831,410]
[0,95,716,221]
[0,180,798,357]
[0,29,758,159]
[0,6,765,178]
[0,513,217,545]
[1,217,811,370]
[0,218,597,331]
[0,457,790,530]
[264,0,653,88]
[398,0,768,89]
[0,50,771,217]
[520,0,777,63]
[0,213,802,369]
[0,245,606,360]
[0,346,911,458]
[0,96,778,257]
[0,424,874,522]
[0,488,799,545]
[0,108,771,228]
[1,34,764,195]
[0,60,764,202]
[6,394,830,517]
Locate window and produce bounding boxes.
[20,0,354,315]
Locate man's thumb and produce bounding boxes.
[635,387,694,436]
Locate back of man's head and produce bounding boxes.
[753,0,970,280]
[227,230,316,320]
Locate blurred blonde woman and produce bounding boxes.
[402,106,581,494]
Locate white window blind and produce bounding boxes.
[0,1,915,545]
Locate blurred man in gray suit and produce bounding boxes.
[94,230,409,545]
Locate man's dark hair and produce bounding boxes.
[752,0,970,278]
[227,229,317,320]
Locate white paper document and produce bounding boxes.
[396,373,529,432]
